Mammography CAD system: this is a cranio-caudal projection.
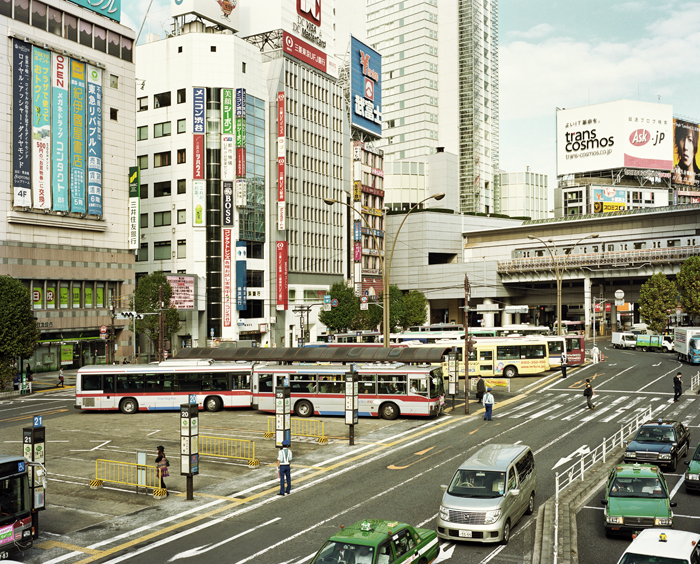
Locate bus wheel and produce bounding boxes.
[295,400,313,418]
[380,402,399,420]
[205,396,222,412]
[504,366,518,378]
[120,398,138,414]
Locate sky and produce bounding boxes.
[120,0,700,196]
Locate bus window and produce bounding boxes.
[82,374,102,390]
[116,374,143,392]
[258,373,273,393]
[548,340,564,355]
[289,373,316,393]
[321,376,344,394]
[410,378,428,395]
[521,344,546,358]
[497,346,520,360]
[202,373,229,391]
[175,373,200,392]
[233,373,251,391]
[145,373,165,392]
[359,374,376,394]
[103,374,115,393]
[480,350,493,361]
[566,338,581,351]
[379,375,406,395]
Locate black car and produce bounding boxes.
[624,420,690,472]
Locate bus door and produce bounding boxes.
[477,348,495,376]
[100,373,117,409]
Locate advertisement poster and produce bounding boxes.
[222,134,234,180]
[193,135,204,179]
[128,167,140,250]
[13,39,32,207]
[350,36,382,138]
[222,181,234,226]
[70,59,86,214]
[672,118,700,189]
[86,65,103,215]
[32,46,52,210]
[235,178,247,207]
[193,88,205,133]
[192,180,206,226]
[276,241,288,311]
[222,228,232,327]
[236,241,247,311]
[51,52,69,211]
[222,89,233,134]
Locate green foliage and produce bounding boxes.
[677,256,700,320]
[133,272,181,355]
[318,282,360,332]
[399,290,428,328]
[639,272,677,334]
[0,276,41,389]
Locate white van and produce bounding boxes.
[612,332,637,349]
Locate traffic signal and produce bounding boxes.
[466,337,477,352]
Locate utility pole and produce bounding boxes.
[158,286,164,362]
[109,295,117,365]
[464,275,470,415]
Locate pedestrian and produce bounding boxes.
[673,372,683,402]
[591,344,600,364]
[155,445,169,496]
[475,375,486,403]
[58,367,65,387]
[560,352,567,379]
[25,363,33,382]
[277,439,292,496]
[583,379,596,409]
[483,387,495,421]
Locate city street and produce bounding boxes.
[3,342,699,564]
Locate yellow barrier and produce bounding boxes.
[199,436,260,467]
[265,417,327,443]
[92,459,166,497]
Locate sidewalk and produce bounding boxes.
[29,369,77,392]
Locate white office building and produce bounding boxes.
[499,170,549,220]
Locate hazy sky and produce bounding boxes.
[121,0,700,189]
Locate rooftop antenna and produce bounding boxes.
[136,0,155,45]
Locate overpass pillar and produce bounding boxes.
[482,298,495,328]
[501,297,512,326]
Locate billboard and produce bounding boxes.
[51,53,69,212]
[13,39,32,207]
[350,36,382,138]
[86,65,103,216]
[223,228,232,327]
[32,47,51,210]
[166,275,195,309]
[672,118,700,189]
[128,167,140,250]
[276,241,288,311]
[71,0,121,22]
[170,0,238,32]
[69,60,86,214]
[192,180,206,226]
[236,241,247,311]
[556,100,673,176]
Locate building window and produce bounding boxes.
[210,45,216,52]
[137,126,148,141]
[140,213,148,228]
[242,61,246,73]
[31,0,47,31]
[109,74,118,88]
[177,179,186,194]
[137,97,148,111]
[177,209,186,224]
[177,119,186,133]
[154,241,171,261]
[48,7,61,36]
[154,211,171,227]
[121,37,133,62]
[79,20,92,47]
[154,181,171,197]
[177,89,186,104]
[108,31,120,57]
[154,151,171,168]
[137,155,148,170]
[64,13,77,41]
[140,184,148,199]
[137,243,148,262]
[154,122,171,138]
[154,92,171,108]
[177,149,186,164]
[110,108,118,121]
[177,240,186,259]
[178,46,183,53]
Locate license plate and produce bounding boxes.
[459,530,472,538]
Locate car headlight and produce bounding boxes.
[658,454,672,460]
[439,506,449,521]
[655,517,672,526]
[22,529,32,538]
[484,509,502,525]
[686,473,700,481]
[606,516,624,524]
[625,451,636,458]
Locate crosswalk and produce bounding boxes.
[503,391,698,427]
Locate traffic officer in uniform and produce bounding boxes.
[277,439,292,496]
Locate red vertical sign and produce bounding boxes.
[193,135,204,179]
[223,228,232,327]
[276,241,288,311]
[278,92,285,203]
[236,147,246,177]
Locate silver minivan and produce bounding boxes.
[437,444,538,544]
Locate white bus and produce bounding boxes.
[254,363,445,420]
[75,360,253,413]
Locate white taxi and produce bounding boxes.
[616,529,700,564]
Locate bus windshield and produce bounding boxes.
[0,474,30,526]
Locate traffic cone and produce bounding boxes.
[601,352,605,362]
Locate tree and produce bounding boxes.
[399,290,429,328]
[0,276,41,389]
[379,285,406,333]
[318,282,360,332]
[639,273,677,334]
[133,272,181,358]
[677,256,700,322]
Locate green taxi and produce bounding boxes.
[684,443,700,493]
[601,463,676,536]
[310,519,440,564]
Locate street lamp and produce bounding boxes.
[324,192,445,347]
[527,233,599,336]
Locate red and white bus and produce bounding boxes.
[253,363,445,420]
[75,360,253,413]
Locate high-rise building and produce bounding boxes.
[0,0,136,368]
[366,0,499,214]
[499,169,549,220]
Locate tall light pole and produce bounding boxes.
[324,192,445,347]
[527,233,599,336]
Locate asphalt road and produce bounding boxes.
[3,342,699,564]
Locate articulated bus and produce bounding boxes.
[0,455,33,559]
[254,363,444,420]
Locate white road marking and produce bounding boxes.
[417,512,438,528]
[600,396,644,423]
[593,365,635,390]
[670,475,685,499]
[638,365,683,392]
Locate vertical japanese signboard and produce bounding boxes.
[276,241,288,311]
[86,65,102,215]
[192,180,206,226]
[235,178,247,207]
[32,47,51,210]
[235,88,246,177]
[222,88,234,181]
[13,39,32,207]
[70,59,86,214]
[350,36,383,138]
[222,228,232,328]
[51,52,69,212]
[193,87,205,180]
[236,241,247,311]
[277,92,285,230]
[128,167,140,250]
[193,134,204,180]
[222,181,234,226]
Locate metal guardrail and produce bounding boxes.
[0,385,32,399]
[91,459,166,497]
[551,406,652,564]
[265,417,327,443]
[199,435,259,467]
[690,372,700,393]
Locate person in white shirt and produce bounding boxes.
[483,388,495,421]
[592,344,600,364]
[277,440,292,496]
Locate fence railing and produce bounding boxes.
[199,435,259,467]
[265,417,327,443]
[690,372,700,393]
[552,406,652,564]
[0,386,32,400]
[91,459,166,497]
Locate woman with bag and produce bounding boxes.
[583,379,596,409]
[155,445,170,496]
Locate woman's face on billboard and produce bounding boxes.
[679,130,696,169]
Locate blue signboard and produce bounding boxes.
[70,59,86,214]
[354,220,361,242]
[193,88,205,134]
[12,39,32,207]
[86,66,103,216]
[236,241,247,310]
[350,36,382,138]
